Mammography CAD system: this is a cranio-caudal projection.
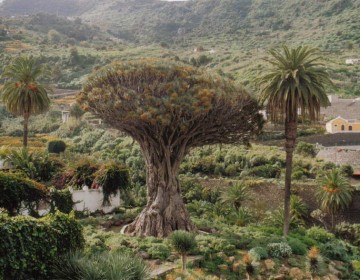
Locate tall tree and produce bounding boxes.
[1,57,51,147]
[257,46,332,236]
[79,60,263,237]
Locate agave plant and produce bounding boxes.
[316,169,353,229]
[290,195,309,222]
[5,148,38,179]
[53,251,150,280]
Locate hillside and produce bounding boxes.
[1,0,359,46]
[0,0,359,96]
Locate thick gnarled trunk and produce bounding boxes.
[125,146,196,237]
[283,119,297,236]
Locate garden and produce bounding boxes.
[0,50,360,280]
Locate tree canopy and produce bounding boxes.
[80,59,263,150]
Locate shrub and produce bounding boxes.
[267,242,292,259]
[247,164,281,178]
[146,244,171,260]
[169,230,197,271]
[229,207,253,226]
[48,140,67,154]
[288,238,307,255]
[92,162,130,205]
[69,159,99,188]
[195,235,235,257]
[264,208,300,229]
[53,251,149,280]
[319,240,349,262]
[50,189,73,214]
[335,223,360,246]
[249,247,268,261]
[296,141,317,157]
[0,211,84,280]
[0,171,47,215]
[306,226,335,243]
[340,164,354,177]
[4,148,64,181]
[290,195,309,221]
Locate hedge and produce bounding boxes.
[48,140,67,154]
[0,211,84,280]
[0,172,47,215]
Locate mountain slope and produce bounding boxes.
[1,0,359,46]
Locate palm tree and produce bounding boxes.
[1,57,51,147]
[316,169,353,229]
[257,46,333,236]
[221,182,252,211]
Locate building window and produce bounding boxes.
[341,125,345,131]
[349,126,353,131]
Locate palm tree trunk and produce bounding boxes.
[23,112,30,148]
[283,119,297,236]
[182,253,187,272]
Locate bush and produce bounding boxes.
[306,226,335,243]
[247,164,281,178]
[48,140,67,154]
[249,247,268,261]
[288,238,307,255]
[195,235,236,257]
[296,142,317,157]
[335,222,360,246]
[53,251,149,280]
[0,211,84,280]
[267,242,292,259]
[0,171,47,215]
[4,148,64,181]
[92,162,130,205]
[50,189,73,214]
[69,159,99,188]
[146,244,171,260]
[340,164,354,177]
[319,240,349,262]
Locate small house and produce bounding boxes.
[326,116,360,133]
[62,111,70,123]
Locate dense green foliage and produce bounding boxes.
[0,171,46,215]
[93,162,130,206]
[53,251,149,280]
[0,211,84,280]
[267,242,292,259]
[48,140,66,154]
[50,189,73,214]
[4,148,64,181]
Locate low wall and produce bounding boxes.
[317,147,360,169]
[70,187,121,214]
